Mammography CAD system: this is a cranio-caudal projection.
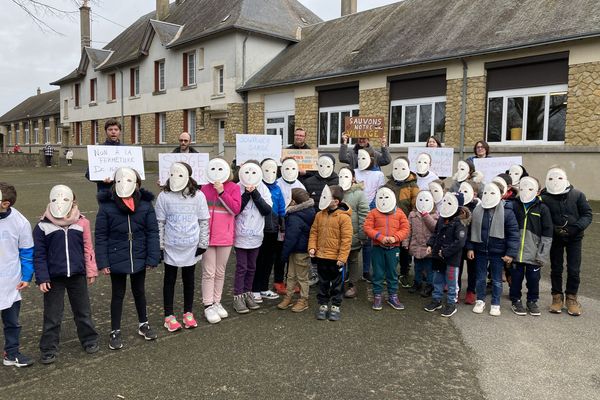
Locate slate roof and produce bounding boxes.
[241,0,600,90]
[0,90,60,124]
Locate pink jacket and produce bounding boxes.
[201,182,242,246]
[403,210,439,259]
[80,216,98,278]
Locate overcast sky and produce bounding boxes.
[0,0,400,115]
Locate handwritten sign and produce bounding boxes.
[281,149,319,170]
[408,147,454,177]
[473,156,523,183]
[158,153,210,185]
[236,134,282,165]
[87,145,145,181]
[344,116,384,139]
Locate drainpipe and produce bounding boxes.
[459,58,468,161]
[243,91,249,134]
[118,68,125,142]
[242,33,250,134]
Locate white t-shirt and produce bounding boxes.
[0,208,34,310]
[155,190,210,267]
[416,171,440,191]
[354,169,385,204]
[234,182,273,249]
[276,178,305,207]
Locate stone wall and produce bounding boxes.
[359,87,388,147]
[248,102,264,134]
[565,61,600,145]
[198,109,218,145]
[443,76,487,149]
[225,103,244,143]
[166,110,183,144]
[295,96,318,147]
[444,78,463,148]
[140,113,155,144]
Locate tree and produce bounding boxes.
[10,0,97,35]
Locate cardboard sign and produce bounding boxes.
[158,153,210,185]
[236,134,282,166]
[281,149,319,170]
[344,116,384,139]
[473,156,523,183]
[87,145,145,181]
[408,147,454,177]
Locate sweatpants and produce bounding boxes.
[163,263,196,317]
[316,258,344,307]
[110,269,147,331]
[550,237,582,295]
[371,246,399,295]
[509,262,541,302]
[202,246,232,305]
[2,301,21,357]
[233,247,260,295]
[253,232,279,292]
[286,253,311,299]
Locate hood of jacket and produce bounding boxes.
[389,172,418,186]
[287,198,315,214]
[446,206,472,227]
[346,182,365,194]
[328,201,352,217]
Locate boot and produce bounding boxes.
[565,294,582,316]
[549,293,564,314]
[291,298,309,313]
[277,295,293,310]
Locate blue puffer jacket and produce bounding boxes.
[95,188,161,274]
[466,201,519,257]
[264,181,286,233]
[281,199,316,262]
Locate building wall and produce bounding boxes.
[294,96,318,148]
[565,61,600,146]
[359,87,389,148]
[247,102,265,134]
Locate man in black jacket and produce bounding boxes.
[172,132,198,153]
[85,119,122,194]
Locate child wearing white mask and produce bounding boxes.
[415,153,439,191]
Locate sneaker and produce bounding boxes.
[3,352,34,367]
[164,315,183,332]
[489,305,501,316]
[511,300,527,316]
[566,294,582,316]
[233,294,249,314]
[328,305,341,321]
[260,290,280,300]
[550,293,564,314]
[424,300,442,312]
[277,295,293,310]
[526,301,541,316]
[252,292,263,303]
[408,281,422,294]
[420,283,434,298]
[308,268,319,286]
[109,330,123,350]
[344,285,357,299]
[204,304,222,324]
[387,294,405,310]
[472,300,486,314]
[138,323,158,340]
[40,353,56,365]
[273,282,287,295]
[291,298,309,313]
[214,303,228,319]
[372,294,383,311]
[464,291,476,305]
[399,275,411,288]
[182,312,198,329]
[362,271,372,283]
[84,342,99,354]
[441,303,457,318]
[316,304,328,320]
[244,292,260,310]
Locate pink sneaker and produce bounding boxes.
[164,315,182,332]
[182,312,198,329]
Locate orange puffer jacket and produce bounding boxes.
[308,203,353,264]
[363,208,410,248]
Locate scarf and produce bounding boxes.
[43,204,81,227]
[471,202,504,243]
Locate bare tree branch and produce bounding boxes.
[10,0,100,35]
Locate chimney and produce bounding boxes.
[341,0,357,16]
[156,0,170,21]
[80,0,91,49]
[37,87,41,95]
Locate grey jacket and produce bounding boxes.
[343,183,369,250]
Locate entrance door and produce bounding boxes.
[218,119,225,155]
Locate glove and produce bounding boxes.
[554,227,569,238]
[566,226,579,237]
[195,248,206,257]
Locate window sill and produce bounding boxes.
[89,102,97,107]
[181,84,197,91]
[106,99,117,104]
[74,106,81,110]
[152,90,167,96]
[211,93,225,100]
[129,95,140,100]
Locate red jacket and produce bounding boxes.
[363,208,410,247]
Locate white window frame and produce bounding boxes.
[486,84,568,145]
[389,96,446,146]
[214,66,224,94]
[44,120,50,143]
[265,112,295,147]
[16,127,20,145]
[134,115,141,144]
[186,51,196,86]
[33,122,39,144]
[7,127,12,145]
[159,113,167,144]
[56,125,62,144]
[24,123,30,144]
[318,104,359,147]
[92,120,99,144]
[158,61,166,92]
[188,110,197,143]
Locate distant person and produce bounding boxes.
[65,148,74,166]
[172,132,198,153]
[85,119,122,194]
[12,143,22,153]
[43,142,54,167]
[340,133,391,169]
[286,128,311,180]
[467,140,490,162]
[426,136,442,147]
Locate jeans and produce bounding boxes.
[371,246,399,295]
[509,262,541,302]
[316,259,344,307]
[233,247,260,295]
[2,301,21,357]
[432,261,459,304]
[163,264,196,316]
[253,232,279,292]
[550,237,582,295]
[110,269,148,331]
[475,252,504,305]
[414,258,433,285]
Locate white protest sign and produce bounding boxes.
[236,134,282,166]
[158,153,210,185]
[87,145,145,181]
[473,156,523,183]
[408,147,454,177]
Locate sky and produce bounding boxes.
[0,0,401,116]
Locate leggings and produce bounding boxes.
[110,269,147,331]
[163,263,196,317]
[202,246,232,305]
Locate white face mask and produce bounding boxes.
[439,192,459,218]
[114,167,137,198]
[49,185,74,218]
[317,156,334,178]
[392,158,410,181]
[519,176,539,203]
[416,153,431,175]
[545,167,569,195]
[491,176,508,196]
[459,182,474,205]
[357,149,371,170]
[338,168,353,191]
[206,158,231,184]
[456,161,470,182]
[169,163,189,192]
[481,183,502,209]
[509,165,524,186]
[428,182,444,203]
[415,190,434,213]
[375,187,396,214]
[281,158,299,182]
[319,185,333,210]
[239,163,263,187]
[261,159,278,184]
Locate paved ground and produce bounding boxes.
[1,162,598,399]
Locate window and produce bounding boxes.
[183,52,196,86]
[56,124,62,144]
[130,67,140,96]
[318,106,359,146]
[108,73,116,100]
[214,66,224,94]
[188,110,196,142]
[44,120,50,143]
[24,122,30,144]
[131,115,141,144]
[486,85,567,144]
[265,114,295,145]
[16,127,20,145]
[91,120,99,144]
[75,122,82,145]
[74,83,80,107]
[156,113,166,143]
[33,121,39,144]
[155,60,165,92]
[7,127,12,145]
[64,99,69,119]
[197,48,204,70]
[90,78,97,103]
[389,97,446,145]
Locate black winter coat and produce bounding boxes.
[303,173,339,211]
[427,207,471,269]
[541,186,593,240]
[281,199,316,262]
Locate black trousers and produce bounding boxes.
[316,259,344,307]
[110,269,147,330]
[163,264,196,317]
[550,236,582,295]
[272,240,285,284]
[39,275,98,354]
[399,246,412,276]
[253,232,279,292]
[458,249,477,293]
[45,155,52,166]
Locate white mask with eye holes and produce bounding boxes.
[439,192,459,218]
[519,176,539,203]
[169,163,189,192]
[545,167,569,195]
[239,163,263,187]
[392,158,410,181]
[319,185,333,210]
[206,158,231,184]
[481,183,502,209]
[357,149,371,171]
[415,190,434,213]
[491,176,508,197]
[375,187,396,214]
[317,156,334,178]
[416,153,431,175]
[49,185,74,218]
[509,165,524,186]
[459,182,474,206]
[338,167,353,191]
[456,161,470,182]
[428,181,444,203]
[114,167,137,198]
[261,159,278,185]
[281,158,299,182]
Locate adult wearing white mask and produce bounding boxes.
[414,153,439,191]
[303,154,339,211]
